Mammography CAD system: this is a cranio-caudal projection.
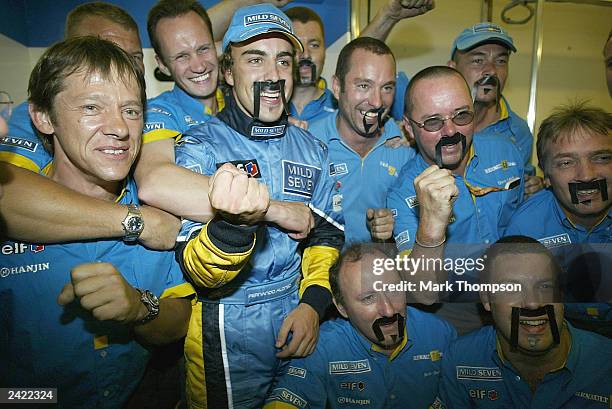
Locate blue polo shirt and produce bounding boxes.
[0,177,192,409]
[476,97,534,175]
[435,323,612,409]
[388,135,524,255]
[289,80,337,123]
[309,111,416,244]
[0,101,52,172]
[265,306,457,409]
[504,189,612,323]
[143,85,220,144]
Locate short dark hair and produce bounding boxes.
[334,37,394,91]
[481,235,561,285]
[147,0,213,59]
[28,36,146,153]
[285,7,325,39]
[536,100,612,171]
[403,65,469,117]
[330,243,396,307]
[65,2,139,38]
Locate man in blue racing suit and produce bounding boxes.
[174,4,345,408]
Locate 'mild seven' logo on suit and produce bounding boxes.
[282,160,320,198]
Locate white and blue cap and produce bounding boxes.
[222,3,303,53]
[451,22,516,59]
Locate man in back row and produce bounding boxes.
[449,22,543,196]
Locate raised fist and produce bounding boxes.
[209,163,270,225]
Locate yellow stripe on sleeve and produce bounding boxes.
[182,223,255,288]
[300,245,339,296]
[0,152,41,173]
[143,129,181,144]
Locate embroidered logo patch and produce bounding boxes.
[144,122,164,132]
[0,136,37,152]
[329,360,371,375]
[251,125,285,138]
[217,159,262,178]
[282,160,320,198]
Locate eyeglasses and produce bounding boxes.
[406,110,474,132]
[0,91,14,122]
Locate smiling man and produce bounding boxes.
[388,66,524,330]
[449,23,541,196]
[435,236,612,409]
[264,243,456,409]
[504,102,612,335]
[0,37,195,408]
[308,37,416,245]
[173,4,344,408]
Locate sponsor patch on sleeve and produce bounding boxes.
[405,195,419,208]
[395,230,411,247]
[0,136,38,152]
[282,160,321,198]
[144,121,165,132]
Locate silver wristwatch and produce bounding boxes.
[136,289,160,325]
[122,204,144,242]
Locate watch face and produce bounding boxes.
[127,216,144,232]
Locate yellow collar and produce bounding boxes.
[371,327,408,361]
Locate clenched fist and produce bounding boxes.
[57,262,145,323]
[366,208,394,241]
[390,0,435,20]
[414,165,458,244]
[209,163,271,225]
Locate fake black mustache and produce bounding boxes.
[476,74,499,88]
[434,132,467,169]
[257,80,282,93]
[371,313,405,343]
[510,305,560,351]
[568,179,608,204]
[362,107,385,135]
[297,59,316,85]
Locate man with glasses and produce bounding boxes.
[388,66,524,329]
[449,22,542,196]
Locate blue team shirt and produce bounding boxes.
[309,111,416,244]
[0,101,52,172]
[388,136,524,254]
[435,324,612,409]
[476,97,534,175]
[505,188,612,322]
[289,86,337,122]
[143,85,216,144]
[0,177,189,409]
[266,306,457,409]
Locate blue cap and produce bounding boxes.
[222,4,303,53]
[451,22,516,59]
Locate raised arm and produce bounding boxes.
[360,0,434,41]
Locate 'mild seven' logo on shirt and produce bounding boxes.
[0,136,37,152]
[282,160,320,198]
[329,359,371,375]
[456,366,502,381]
